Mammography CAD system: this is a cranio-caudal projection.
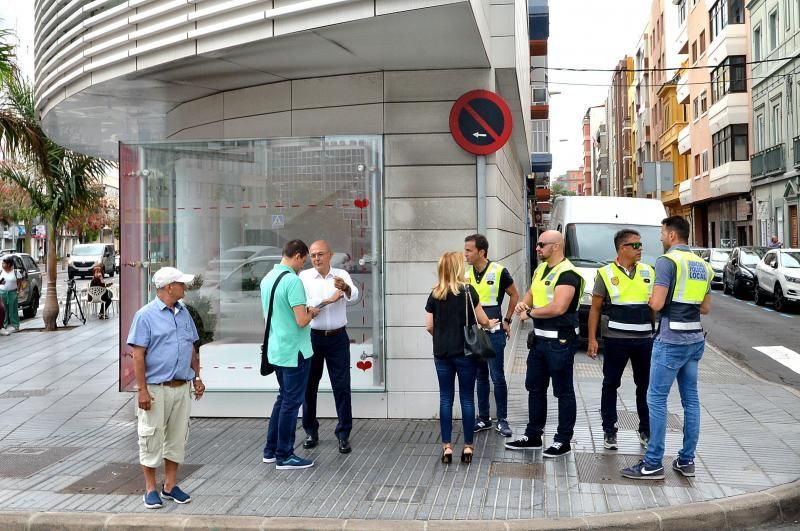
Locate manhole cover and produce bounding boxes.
[0,447,79,478]
[61,463,202,495]
[364,485,426,503]
[489,462,544,479]
[614,410,682,432]
[0,388,52,399]
[574,452,691,487]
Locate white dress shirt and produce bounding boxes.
[299,266,359,331]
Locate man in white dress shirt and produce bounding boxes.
[299,240,359,454]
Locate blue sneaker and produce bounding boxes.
[263,452,276,464]
[275,454,314,470]
[621,460,665,480]
[672,458,696,477]
[495,419,513,437]
[161,484,191,504]
[143,490,163,509]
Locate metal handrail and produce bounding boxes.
[751,144,785,178]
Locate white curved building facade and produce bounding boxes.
[35,0,533,418]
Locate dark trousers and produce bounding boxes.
[601,337,653,435]
[99,294,112,316]
[434,355,480,445]
[264,352,311,461]
[302,332,353,440]
[525,338,577,444]
[476,330,508,421]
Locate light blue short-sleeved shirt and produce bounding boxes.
[126,297,199,383]
[260,264,312,367]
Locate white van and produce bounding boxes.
[548,196,668,339]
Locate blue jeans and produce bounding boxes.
[476,330,508,421]
[601,337,652,435]
[525,338,577,444]
[302,332,353,439]
[264,352,312,461]
[644,339,704,467]
[434,356,479,445]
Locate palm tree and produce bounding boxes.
[0,70,112,330]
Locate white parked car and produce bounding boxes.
[754,248,800,311]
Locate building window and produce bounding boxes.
[712,124,749,167]
[755,108,765,151]
[691,41,698,63]
[664,103,671,127]
[699,30,706,54]
[710,0,746,41]
[771,99,783,143]
[769,9,779,51]
[711,56,747,104]
[679,0,688,24]
[702,150,709,173]
[693,96,700,120]
[700,91,708,114]
[786,0,792,29]
[754,25,762,61]
[694,154,701,176]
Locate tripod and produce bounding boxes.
[62,278,86,326]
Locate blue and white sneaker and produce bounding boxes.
[672,458,695,477]
[474,418,492,432]
[161,484,191,504]
[621,460,665,480]
[495,419,513,437]
[143,490,163,509]
[263,451,276,464]
[275,454,314,470]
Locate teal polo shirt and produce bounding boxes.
[260,264,312,367]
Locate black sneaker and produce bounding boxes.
[603,432,618,450]
[504,434,542,450]
[621,459,665,480]
[542,441,571,458]
[672,458,695,477]
[474,418,492,432]
[302,434,318,449]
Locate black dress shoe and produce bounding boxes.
[338,438,352,454]
[302,434,318,449]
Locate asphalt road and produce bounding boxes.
[704,288,800,390]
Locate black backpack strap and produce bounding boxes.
[261,270,291,356]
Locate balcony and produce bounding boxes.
[710,161,751,196]
[531,153,553,173]
[708,92,749,134]
[529,0,549,56]
[678,125,691,154]
[676,70,689,104]
[708,22,747,68]
[751,144,786,179]
[530,85,549,119]
[794,136,800,168]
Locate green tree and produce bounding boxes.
[549,181,576,199]
[0,70,112,330]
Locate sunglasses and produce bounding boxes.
[536,241,555,248]
[622,242,643,250]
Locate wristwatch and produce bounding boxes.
[526,309,533,319]
[503,317,513,325]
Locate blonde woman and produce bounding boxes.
[425,251,498,464]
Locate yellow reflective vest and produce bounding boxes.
[662,248,713,333]
[597,262,655,336]
[529,258,584,338]
[466,262,505,307]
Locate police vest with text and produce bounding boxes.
[661,249,713,333]
[597,262,655,337]
[466,262,505,307]
[529,259,585,339]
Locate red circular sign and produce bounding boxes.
[449,90,513,155]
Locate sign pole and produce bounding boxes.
[477,155,487,234]
[656,162,662,200]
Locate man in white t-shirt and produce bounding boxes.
[299,240,359,454]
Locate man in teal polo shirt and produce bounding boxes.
[261,239,320,470]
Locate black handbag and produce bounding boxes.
[463,287,496,361]
[260,271,290,376]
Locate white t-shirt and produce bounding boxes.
[0,269,18,292]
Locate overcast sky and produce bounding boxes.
[548,0,652,179]
[0,0,34,77]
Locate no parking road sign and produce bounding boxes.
[449,90,513,155]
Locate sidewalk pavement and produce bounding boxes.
[0,314,798,529]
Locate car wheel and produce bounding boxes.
[723,274,732,294]
[774,285,788,313]
[754,286,766,306]
[22,289,39,319]
[732,277,742,298]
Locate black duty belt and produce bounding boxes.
[311,327,346,337]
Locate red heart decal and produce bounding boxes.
[364,360,372,370]
[356,360,366,371]
[354,198,369,209]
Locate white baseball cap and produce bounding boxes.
[152,266,195,288]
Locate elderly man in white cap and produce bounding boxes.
[127,266,205,509]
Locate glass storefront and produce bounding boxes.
[119,136,384,393]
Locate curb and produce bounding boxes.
[1,479,796,530]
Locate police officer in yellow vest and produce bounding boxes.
[464,234,520,438]
[505,230,584,458]
[622,216,713,481]
[587,229,656,452]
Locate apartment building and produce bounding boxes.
[556,169,585,195]
[590,107,610,196]
[748,0,800,248]
[582,112,593,195]
[608,58,634,197]
[634,29,654,196]
[530,0,553,237]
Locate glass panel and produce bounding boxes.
[565,223,664,267]
[120,136,385,392]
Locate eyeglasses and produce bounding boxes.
[622,242,643,250]
[536,241,555,248]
